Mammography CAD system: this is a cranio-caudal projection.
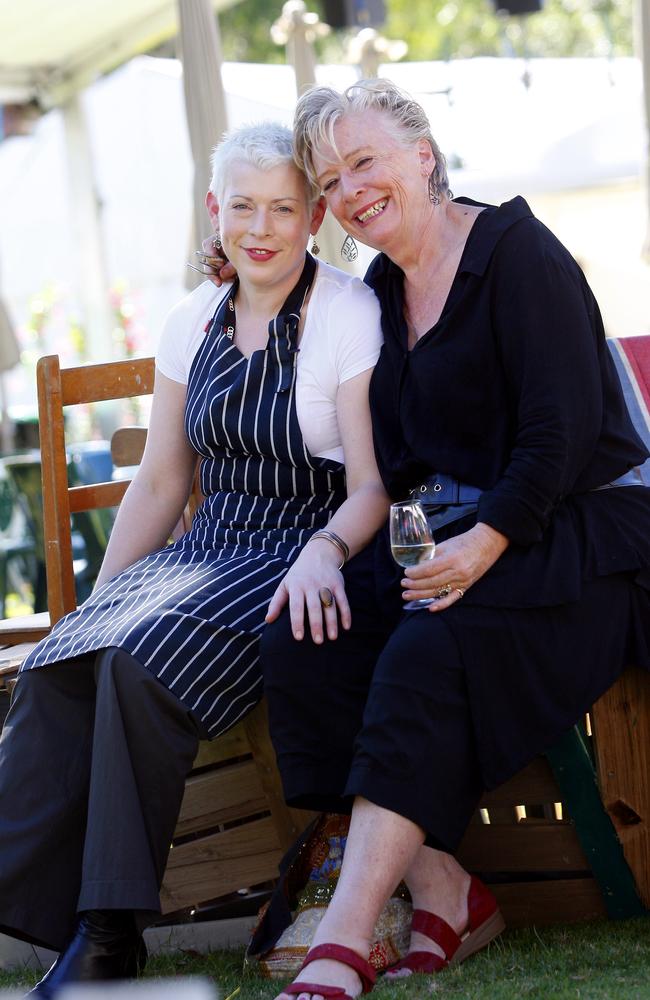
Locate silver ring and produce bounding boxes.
[455,587,465,598]
[319,587,334,608]
[436,584,452,598]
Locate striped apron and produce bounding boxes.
[23,254,347,738]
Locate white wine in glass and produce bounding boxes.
[389,499,436,609]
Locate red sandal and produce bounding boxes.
[281,943,377,999]
[386,876,505,976]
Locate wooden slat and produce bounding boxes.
[160,815,283,913]
[480,758,561,809]
[491,878,606,927]
[192,725,252,768]
[0,641,39,673]
[68,481,127,513]
[37,355,76,623]
[174,760,268,837]
[0,612,50,644]
[60,357,155,405]
[457,821,590,873]
[243,701,317,852]
[592,666,650,908]
[111,426,147,467]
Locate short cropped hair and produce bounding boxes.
[209,121,317,204]
[294,78,450,198]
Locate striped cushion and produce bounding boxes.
[607,336,650,486]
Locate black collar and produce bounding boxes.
[454,195,534,276]
[367,195,535,290]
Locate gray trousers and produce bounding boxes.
[0,648,200,951]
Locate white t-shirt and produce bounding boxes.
[156,260,383,463]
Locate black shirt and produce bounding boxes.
[366,196,650,606]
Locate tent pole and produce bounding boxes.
[177,0,229,289]
[272,1,355,272]
[61,94,114,361]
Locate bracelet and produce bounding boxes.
[309,529,350,569]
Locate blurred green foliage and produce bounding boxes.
[218,0,634,64]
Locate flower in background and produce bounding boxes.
[110,282,145,359]
[110,283,148,424]
[20,284,88,370]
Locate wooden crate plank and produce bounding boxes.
[491,878,606,927]
[457,821,590,873]
[480,758,561,809]
[191,726,251,769]
[482,806,519,825]
[174,760,268,836]
[592,666,650,909]
[243,701,313,851]
[161,816,282,913]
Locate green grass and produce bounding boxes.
[2,919,650,999]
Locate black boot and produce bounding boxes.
[27,910,147,998]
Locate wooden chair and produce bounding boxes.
[0,353,314,919]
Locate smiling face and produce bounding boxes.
[311,109,435,256]
[206,160,325,295]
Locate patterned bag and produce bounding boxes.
[247,813,412,978]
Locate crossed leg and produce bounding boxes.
[274,801,475,1000]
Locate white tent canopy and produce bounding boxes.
[0,0,234,362]
[0,0,238,108]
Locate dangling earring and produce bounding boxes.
[187,232,225,276]
[311,238,320,256]
[341,235,358,262]
[428,171,441,206]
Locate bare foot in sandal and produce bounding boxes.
[385,847,503,977]
[274,941,375,1000]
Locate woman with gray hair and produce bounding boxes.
[0,120,388,997]
[260,79,650,999]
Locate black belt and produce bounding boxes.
[409,473,482,508]
[409,474,481,532]
[408,467,645,534]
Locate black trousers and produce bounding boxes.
[260,549,484,854]
[0,648,200,952]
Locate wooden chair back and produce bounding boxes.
[36,354,156,625]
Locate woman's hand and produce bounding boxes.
[265,538,351,643]
[401,521,509,611]
[200,235,237,287]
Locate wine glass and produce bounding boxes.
[389,499,435,610]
